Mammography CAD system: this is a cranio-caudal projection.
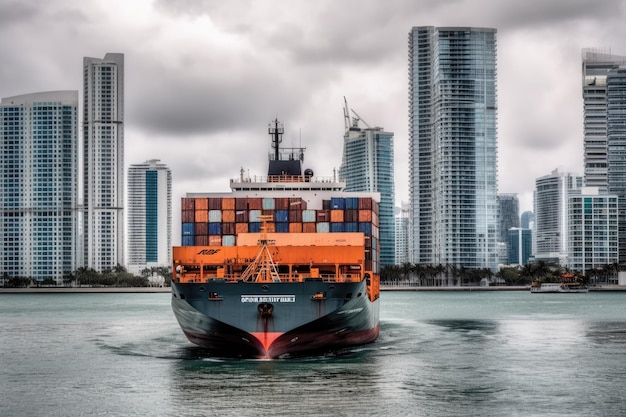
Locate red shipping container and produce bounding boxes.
[208,198,222,210]
[235,198,248,210]
[289,210,302,223]
[236,223,249,234]
[195,235,208,246]
[302,223,317,233]
[316,210,330,222]
[195,222,208,235]
[248,198,262,210]
[235,210,249,223]
[182,198,195,211]
[182,210,195,223]
[209,236,222,246]
[358,197,372,210]
[345,209,358,222]
[222,223,235,235]
[275,197,289,210]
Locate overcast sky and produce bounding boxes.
[2,0,625,242]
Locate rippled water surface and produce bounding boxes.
[1,291,626,416]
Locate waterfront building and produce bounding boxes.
[83,53,125,272]
[607,66,626,264]
[520,210,534,229]
[127,160,172,276]
[533,169,583,265]
[508,228,532,266]
[339,102,395,266]
[498,194,520,263]
[0,91,79,284]
[582,49,626,192]
[567,188,618,272]
[394,202,410,265]
[408,26,499,271]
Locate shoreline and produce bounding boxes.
[1,285,625,293]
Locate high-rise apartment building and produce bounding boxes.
[127,159,172,275]
[0,91,79,283]
[394,202,410,265]
[533,169,583,265]
[339,104,395,266]
[408,26,499,271]
[582,49,626,192]
[520,211,534,229]
[83,53,124,272]
[498,194,520,256]
[568,188,618,272]
[508,228,532,266]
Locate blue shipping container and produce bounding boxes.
[275,210,289,223]
[249,222,261,233]
[208,223,222,235]
[345,222,358,233]
[346,197,359,209]
[358,222,372,236]
[330,197,345,210]
[182,222,195,236]
[275,222,289,233]
[182,235,195,246]
[330,222,345,233]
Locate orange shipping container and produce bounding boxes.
[195,198,208,210]
[209,236,222,246]
[330,209,344,222]
[235,223,249,234]
[195,210,208,223]
[222,198,235,210]
[222,210,235,223]
[358,210,373,222]
[248,198,262,210]
[289,223,302,233]
[302,223,317,233]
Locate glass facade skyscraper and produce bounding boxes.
[408,26,499,272]
[127,160,172,275]
[83,53,124,272]
[0,91,79,283]
[339,114,395,266]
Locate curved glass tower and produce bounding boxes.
[409,27,498,272]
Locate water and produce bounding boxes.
[1,291,626,416]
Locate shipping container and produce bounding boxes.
[209,236,222,246]
[195,210,208,223]
[316,210,330,222]
[248,198,262,210]
[344,222,358,233]
[182,198,195,211]
[195,235,208,246]
[235,223,249,234]
[222,210,235,223]
[358,209,373,222]
[182,235,195,246]
[345,197,359,210]
[222,235,236,246]
[235,210,249,223]
[208,198,222,210]
[289,210,302,223]
[302,209,316,223]
[249,210,261,222]
[222,223,235,235]
[262,197,275,210]
[359,222,373,236]
[208,223,222,235]
[275,222,289,233]
[195,222,208,236]
[235,198,248,210]
[302,223,317,233]
[330,210,344,223]
[182,223,195,236]
[249,222,261,233]
[330,197,345,210]
[289,198,307,210]
[194,198,208,210]
[208,210,222,223]
[345,209,358,222]
[358,197,372,210]
[275,197,289,210]
[182,210,195,223]
[316,222,330,233]
[322,199,331,210]
[222,198,235,210]
[289,223,302,233]
[275,209,289,223]
[330,222,345,233]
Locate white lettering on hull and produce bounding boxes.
[241,295,296,303]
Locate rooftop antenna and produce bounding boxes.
[343,96,351,133]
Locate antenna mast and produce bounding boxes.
[268,118,284,160]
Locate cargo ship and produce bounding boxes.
[171,119,380,358]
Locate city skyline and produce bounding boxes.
[2,1,626,244]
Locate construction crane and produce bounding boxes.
[343,96,372,131]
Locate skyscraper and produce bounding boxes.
[83,53,124,272]
[339,102,395,266]
[508,228,532,266]
[127,159,172,275]
[582,49,626,192]
[408,26,499,271]
[0,91,79,284]
[498,193,520,246]
[533,169,583,265]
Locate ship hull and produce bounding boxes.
[171,279,379,358]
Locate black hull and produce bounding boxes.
[171,280,379,358]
